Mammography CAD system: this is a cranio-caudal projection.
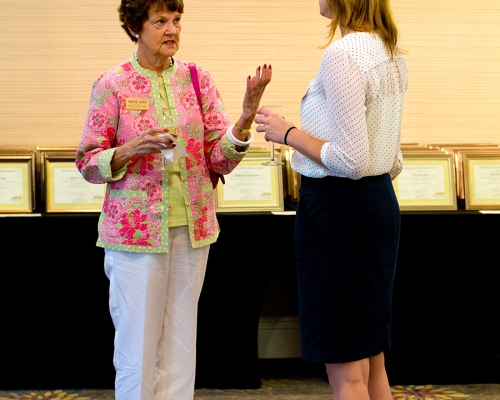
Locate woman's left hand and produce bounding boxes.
[242,65,272,117]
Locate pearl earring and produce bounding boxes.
[135,34,140,38]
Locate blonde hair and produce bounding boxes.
[324,0,401,57]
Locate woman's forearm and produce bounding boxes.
[110,142,135,172]
[285,127,326,167]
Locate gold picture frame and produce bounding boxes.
[0,151,36,213]
[44,152,105,213]
[36,146,78,202]
[462,151,500,210]
[400,143,434,151]
[215,151,284,212]
[392,152,457,211]
[0,146,30,152]
[280,146,301,202]
[439,146,500,204]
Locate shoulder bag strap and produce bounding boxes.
[189,62,225,188]
[189,63,202,109]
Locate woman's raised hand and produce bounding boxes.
[242,65,272,116]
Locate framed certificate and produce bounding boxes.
[392,152,457,211]
[462,151,500,210]
[36,146,78,202]
[215,152,284,212]
[44,152,105,213]
[439,146,500,203]
[0,152,36,213]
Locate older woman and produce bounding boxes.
[75,0,271,399]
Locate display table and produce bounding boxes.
[0,210,499,390]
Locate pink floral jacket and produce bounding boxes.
[76,56,247,253]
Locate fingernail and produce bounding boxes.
[164,128,168,132]
[264,64,267,68]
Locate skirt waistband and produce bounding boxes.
[300,173,389,189]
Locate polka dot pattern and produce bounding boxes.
[292,32,408,180]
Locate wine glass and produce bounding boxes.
[261,105,285,166]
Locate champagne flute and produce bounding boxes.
[261,105,285,166]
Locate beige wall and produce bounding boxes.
[0,0,499,150]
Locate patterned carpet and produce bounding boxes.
[3,358,500,399]
[2,382,500,399]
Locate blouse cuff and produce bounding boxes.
[98,148,128,181]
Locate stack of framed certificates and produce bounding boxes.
[435,144,500,210]
[392,143,500,211]
[2,142,498,214]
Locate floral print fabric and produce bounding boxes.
[76,57,246,253]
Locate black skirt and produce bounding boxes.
[294,173,400,364]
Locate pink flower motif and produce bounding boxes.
[106,199,123,223]
[97,127,114,148]
[185,138,203,170]
[138,155,156,176]
[200,76,212,92]
[88,110,108,130]
[206,113,222,130]
[119,209,151,246]
[193,206,209,240]
[183,92,199,109]
[127,155,156,176]
[129,72,151,95]
[139,177,161,202]
[113,75,133,95]
[134,116,156,133]
[122,62,133,72]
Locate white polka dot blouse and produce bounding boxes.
[292,32,408,180]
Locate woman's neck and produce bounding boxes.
[339,23,371,38]
[134,51,173,76]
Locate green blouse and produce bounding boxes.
[157,76,188,227]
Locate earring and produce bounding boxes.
[135,34,140,38]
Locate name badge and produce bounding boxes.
[126,98,149,111]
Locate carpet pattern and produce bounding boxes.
[2,382,500,399]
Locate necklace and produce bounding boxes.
[134,52,174,69]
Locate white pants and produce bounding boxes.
[104,226,210,400]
